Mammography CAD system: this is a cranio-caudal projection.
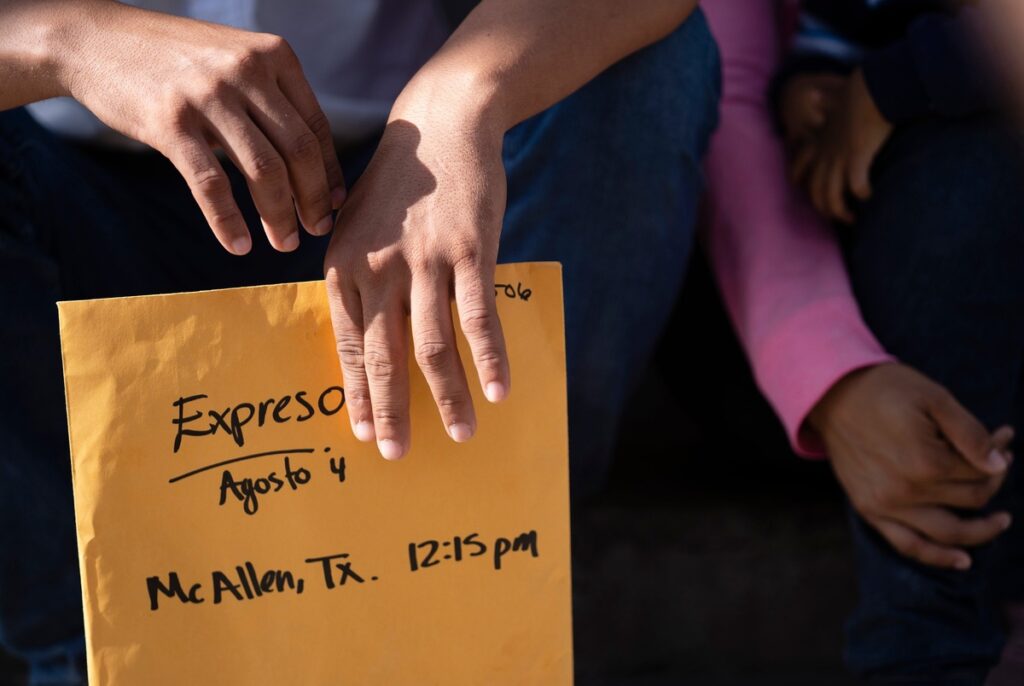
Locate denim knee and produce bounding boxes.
[846,116,1024,426]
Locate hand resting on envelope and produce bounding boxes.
[323,112,511,461]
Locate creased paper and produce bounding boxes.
[58,261,572,685]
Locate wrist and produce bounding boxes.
[0,0,103,103]
[46,0,121,101]
[389,59,508,147]
[808,365,866,436]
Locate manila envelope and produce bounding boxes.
[57,261,572,685]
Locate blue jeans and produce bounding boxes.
[0,13,719,683]
[842,116,1024,684]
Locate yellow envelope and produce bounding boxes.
[57,261,572,685]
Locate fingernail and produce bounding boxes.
[378,439,404,461]
[353,421,375,442]
[281,232,299,252]
[953,556,972,571]
[987,449,1009,472]
[485,381,507,403]
[999,513,1014,530]
[231,235,251,255]
[448,423,473,442]
[331,187,347,209]
[314,215,333,236]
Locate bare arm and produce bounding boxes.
[395,0,699,134]
[325,0,699,459]
[0,1,76,108]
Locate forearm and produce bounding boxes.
[0,0,99,109]
[391,0,698,134]
[702,0,893,456]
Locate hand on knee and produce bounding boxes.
[809,363,1014,570]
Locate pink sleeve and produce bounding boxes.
[700,0,895,456]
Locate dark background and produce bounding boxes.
[0,254,859,685]
[573,253,857,685]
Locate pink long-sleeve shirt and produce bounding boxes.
[701,0,895,456]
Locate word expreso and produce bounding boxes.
[172,385,345,452]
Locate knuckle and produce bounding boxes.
[288,130,321,164]
[406,250,436,276]
[436,394,469,413]
[305,109,332,141]
[472,347,505,373]
[324,262,355,291]
[231,47,269,79]
[364,248,400,279]
[163,97,194,133]
[363,346,397,381]
[453,244,482,269]
[190,167,230,196]
[207,207,243,230]
[194,79,233,110]
[249,149,286,183]
[372,409,403,428]
[346,389,371,406]
[335,338,365,371]
[414,340,452,371]
[459,307,496,338]
[261,34,294,62]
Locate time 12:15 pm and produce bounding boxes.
[407,531,539,572]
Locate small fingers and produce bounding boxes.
[873,517,973,570]
[169,135,252,255]
[453,256,510,404]
[900,507,1013,548]
[925,475,1006,510]
[325,267,375,443]
[930,389,1012,476]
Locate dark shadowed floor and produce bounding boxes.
[569,255,858,685]
[573,373,857,686]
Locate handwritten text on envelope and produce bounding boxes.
[58,262,572,685]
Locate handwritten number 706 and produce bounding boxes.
[494,282,532,301]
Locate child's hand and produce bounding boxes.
[778,72,846,145]
[789,68,893,223]
[811,363,1014,570]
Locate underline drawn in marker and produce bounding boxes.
[168,448,316,484]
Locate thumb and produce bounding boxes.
[929,389,1011,476]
